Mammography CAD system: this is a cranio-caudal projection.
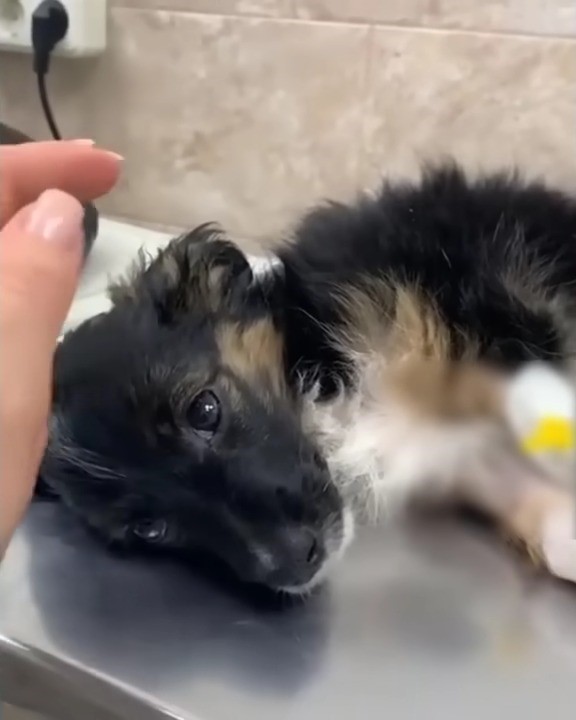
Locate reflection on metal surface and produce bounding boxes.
[1,504,576,719]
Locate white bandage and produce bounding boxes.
[504,363,575,481]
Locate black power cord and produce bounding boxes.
[30,1,100,257]
[31,0,69,140]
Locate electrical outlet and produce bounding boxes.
[0,0,107,56]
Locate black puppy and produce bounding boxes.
[41,163,576,592]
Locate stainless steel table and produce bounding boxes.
[2,503,576,720]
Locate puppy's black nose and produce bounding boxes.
[288,526,321,566]
[259,527,325,590]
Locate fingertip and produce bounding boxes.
[24,189,85,251]
[1,141,123,221]
[91,146,124,191]
[0,202,83,344]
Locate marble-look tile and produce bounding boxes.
[294,0,431,27]
[294,0,576,37]
[361,28,576,191]
[0,10,369,239]
[431,0,576,37]
[111,0,293,18]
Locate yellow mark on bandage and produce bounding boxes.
[521,416,575,455]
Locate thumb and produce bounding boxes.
[0,189,84,349]
[0,190,84,546]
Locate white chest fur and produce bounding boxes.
[305,357,575,520]
[303,358,497,519]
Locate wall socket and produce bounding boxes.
[0,0,107,56]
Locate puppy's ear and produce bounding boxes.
[242,255,286,322]
[108,224,256,323]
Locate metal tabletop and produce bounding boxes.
[2,503,576,720]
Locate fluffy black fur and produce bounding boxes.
[280,164,576,391]
[40,163,576,590]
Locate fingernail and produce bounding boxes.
[26,190,84,250]
[103,150,124,162]
[71,139,95,146]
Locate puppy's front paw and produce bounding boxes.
[542,505,576,585]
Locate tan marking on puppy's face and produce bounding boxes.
[217,318,286,398]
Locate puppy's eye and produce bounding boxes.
[132,519,168,543]
[187,390,221,436]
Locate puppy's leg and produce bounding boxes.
[460,454,576,585]
[391,355,576,582]
[431,361,576,583]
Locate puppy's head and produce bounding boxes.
[42,226,352,593]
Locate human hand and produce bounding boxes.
[0,140,122,552]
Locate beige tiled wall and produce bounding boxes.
[0,1,575,240]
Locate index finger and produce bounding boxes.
[0,141,122,225]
